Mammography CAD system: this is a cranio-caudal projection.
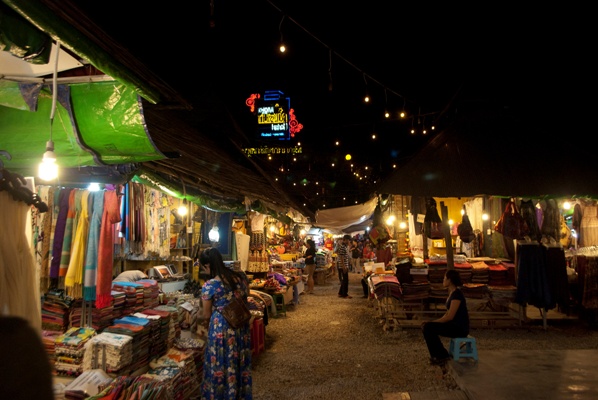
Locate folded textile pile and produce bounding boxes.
[82,332,133,374]
[54,327,97,376]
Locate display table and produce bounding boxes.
[314,263,334,285]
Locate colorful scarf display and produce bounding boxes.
[96,189,122,308]
[65,190,90,299]
[83,191,105,301]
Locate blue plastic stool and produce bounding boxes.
[449,335,478,362]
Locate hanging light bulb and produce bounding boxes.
[39,41,61,182]
[38,140,58,181]
[178,199,188,216]
[208,226,220,243]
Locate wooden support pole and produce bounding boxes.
[440,201,454,270]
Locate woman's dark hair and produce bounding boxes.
[200,247,247,291]
[445,269,463,287]
[306,239,315,248]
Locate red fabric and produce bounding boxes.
[95,190,122,309]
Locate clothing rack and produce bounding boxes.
[0,151,48,212]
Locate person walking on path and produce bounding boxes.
[199,247,253,399]
[337,234,352,298]
[304,239,317,294]
[350,239,362,274]
[421,269,470,365]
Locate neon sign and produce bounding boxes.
[246,90,303,140]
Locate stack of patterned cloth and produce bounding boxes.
[145,345,202,399]
[489,285,518,306]
[54,327,97,376]
[104,316,151,374]
[153,305,181,348]
[136,279,161,309]
[370,275,402,300]
[400,281,431,301]
[112,282,145,316]
[111,290,126,318]
[133,311,165,360]
[461,283,489,299]
[140,308,172,356]
[82,332,133,375]
[41,290,73,332]
[488,264,510,286]
[69,299,115,332]
[454,263,473,284]
[470,262,490,284]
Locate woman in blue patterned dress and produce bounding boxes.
[200,247,252,399]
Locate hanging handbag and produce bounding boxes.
[494,199,529,239]
[219,292,252,329]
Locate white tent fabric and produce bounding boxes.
[314,197,378,231]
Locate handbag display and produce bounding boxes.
[219,293,252,329]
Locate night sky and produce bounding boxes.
[75,0,589,212]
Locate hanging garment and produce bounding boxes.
[83,191,105,301]
[520,199,542,241]
[0,191,42,331]
[96,190,122,308]
[59,189,77,287]
[580,205,598,247]
[540,199,560,242]
[49,188,72,282]
[65,190,90,299]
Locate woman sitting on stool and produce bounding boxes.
[421,269,470,365]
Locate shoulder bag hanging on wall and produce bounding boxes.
[220,293,251,329]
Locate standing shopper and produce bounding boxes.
[421,269,470,365]
[337,235,352,298]
[304,239,317,294]
[350,239,361,273]
[200,248,253,399]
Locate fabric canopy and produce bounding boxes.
[314,196,378,231]
[0,80,165,177]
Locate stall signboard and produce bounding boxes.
[246,90,303,141]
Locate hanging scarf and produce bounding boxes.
[39,186,55,292]
[96,190,122,308]
[59,189,77,287]
[83,191,105,301]
[49,188,72,281]
[65,190,90,299]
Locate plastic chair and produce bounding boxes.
[449,335,478,362]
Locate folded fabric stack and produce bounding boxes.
[110,315,151,373]
[152,305,181,349]
[146,346,201,399]
[69,299,115,332]
[42,291,73,332]
[54,327,97,376]
[133,311,165,360]
[489,285,517,306]
[461,283,489,299]
[42,329,63,365]
[454,263,473,284]
[470,262,490,284]
[111,290,126,319]
[488,264,509,286]
[112,282,145,316]
[141,308,172,356]
[82,332,133,375]
[136,279,161,309]
[400,281,431,301]
[370,275,402,300]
